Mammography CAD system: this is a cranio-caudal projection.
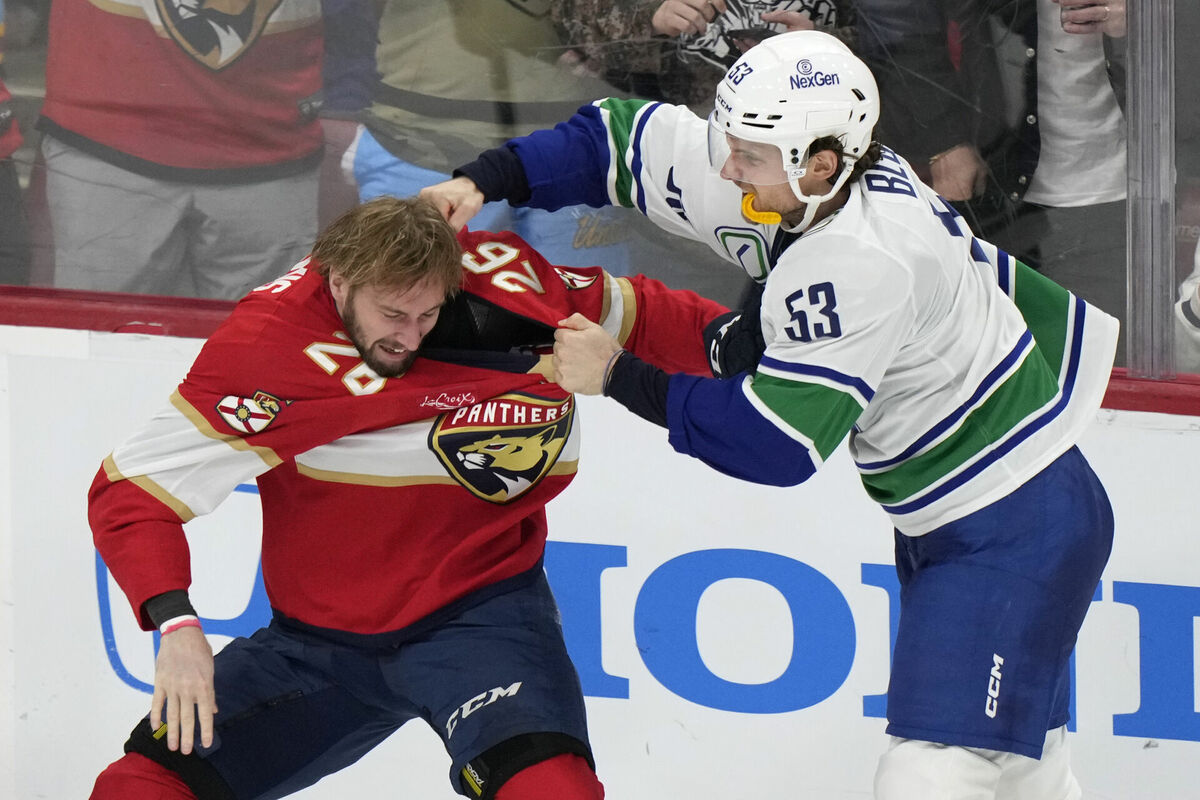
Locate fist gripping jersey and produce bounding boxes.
[90,229,725,633]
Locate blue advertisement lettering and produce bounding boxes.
[633,548,856,713]
[96,509,1200,744]
[1111,581,1200,741]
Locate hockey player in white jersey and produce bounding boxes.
[422,30,1117,800]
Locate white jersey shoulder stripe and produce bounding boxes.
[109,391,282,518]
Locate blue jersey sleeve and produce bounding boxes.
[666,373,818,487]
[510,103,617,211]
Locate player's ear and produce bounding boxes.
[328,271,350,311]
[810,149,840,183]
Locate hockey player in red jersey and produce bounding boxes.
[88,196,726,800]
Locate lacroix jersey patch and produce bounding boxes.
[429,393,574,504]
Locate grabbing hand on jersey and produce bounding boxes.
[553,313,623,395]
[150,626,217,755]
[419,176,485,232]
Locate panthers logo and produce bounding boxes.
[155,0,282,70]
[429,393,574,504]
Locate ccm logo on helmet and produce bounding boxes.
[790,60,842,90]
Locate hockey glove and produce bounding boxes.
[704,307,765,378]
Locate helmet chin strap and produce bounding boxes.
[781,161,856,233]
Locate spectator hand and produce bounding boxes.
[930,144,988,202]
[150,626,217,755]
[1055,0,1126,38]
[553,313,622,395]
[418,177,485,231]
[652,0,727,37]
[759,9,816,33]
[557,48,602,79]
[721,10,817,55]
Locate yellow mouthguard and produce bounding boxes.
[741,193,782,225]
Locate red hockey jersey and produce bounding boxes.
[90,229,726,634]
[39,0,322,177]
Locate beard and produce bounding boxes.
[341,298,418,378]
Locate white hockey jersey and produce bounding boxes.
[510,98,1119,534]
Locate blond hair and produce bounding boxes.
[311,196,463,297]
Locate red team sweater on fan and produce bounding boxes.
[90,229,725,634]
[38,0,323,178]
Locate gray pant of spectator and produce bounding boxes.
[41,135,318,300]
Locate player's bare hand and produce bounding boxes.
[553,313,622,395]
[1054,0,1125,38]
[930,143,988,202]
[150,626,217,755]
[652,0,727,37]
[419,176,485,231]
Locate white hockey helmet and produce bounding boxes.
[708,30,880,226]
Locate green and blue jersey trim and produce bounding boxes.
[757,355,874,407]
[870,296,1088,515]
[748,373,865,462]
[594,98,657,212]
[857,330,1036,473]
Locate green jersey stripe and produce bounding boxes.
[750,374,865,461]
[1012,260,1072,376]
[860,349,1061,504]
[596,98,652,209]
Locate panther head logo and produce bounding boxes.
[155,0,282,70]
[429,393,575,503]
[455,430,559,499]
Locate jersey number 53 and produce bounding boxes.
[784,282,842,343]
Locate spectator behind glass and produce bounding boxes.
[1175,0,1200,374]
[552,0,856,114]
[35,0,324,299]
[341,0,758,307]
[315,0,381,229]
[0,0,32,285]
[1175,253,1200,374]
[857,0,1129,363]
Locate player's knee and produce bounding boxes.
[494,754,603,800]
[874,737,1002,800]
[90,752,197,800]
[461,732,602,800]
[122,718,236,800]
